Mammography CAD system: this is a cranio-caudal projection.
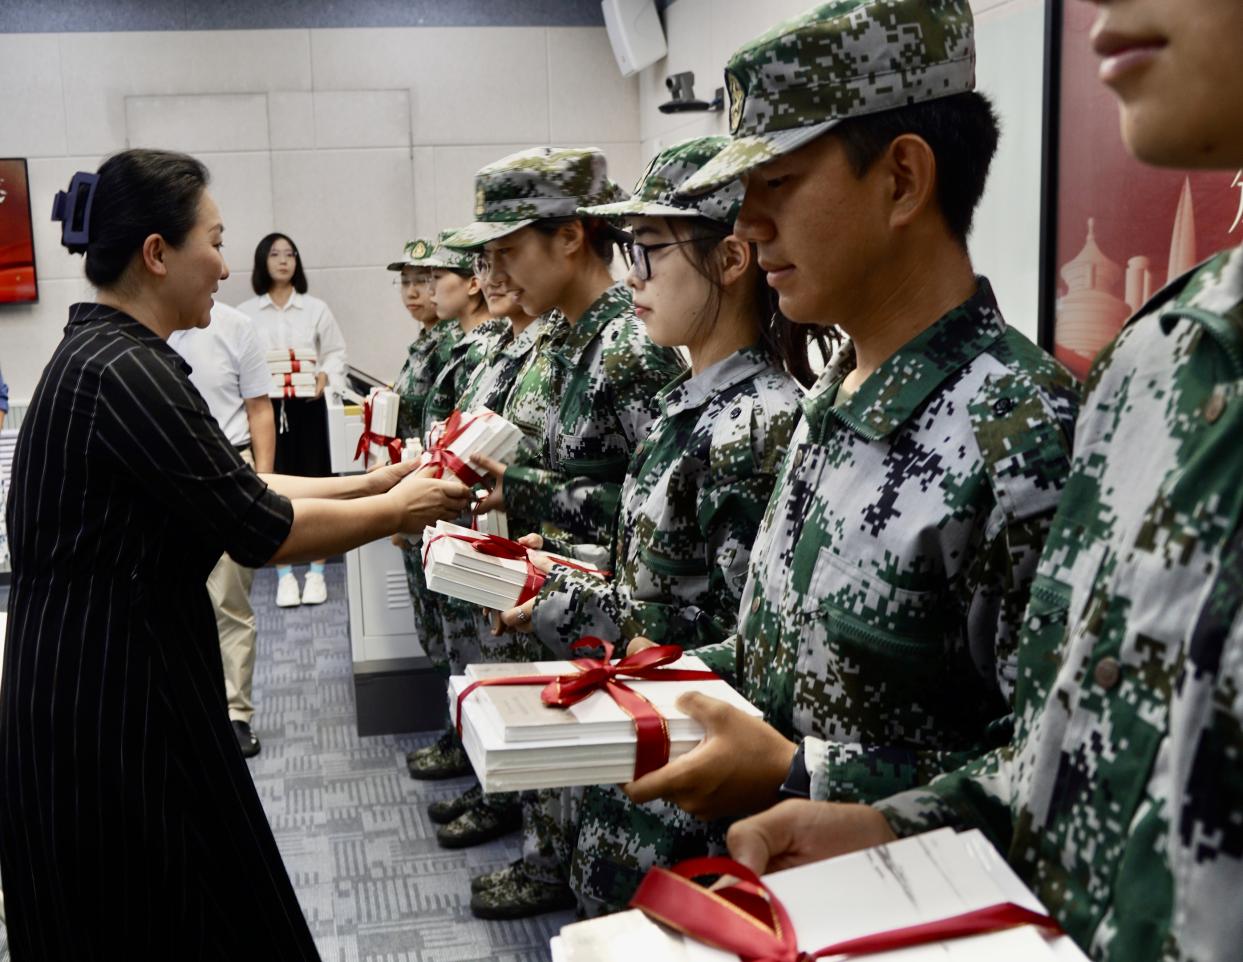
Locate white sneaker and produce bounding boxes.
[301,570,328,605]
[276,572,301,608]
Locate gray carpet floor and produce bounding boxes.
[0,563,573,961]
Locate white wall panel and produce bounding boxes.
[304,266,420,385]
[270,148,413,269]
[268,92,317,150]
[200,152,276,269]
[126,94,271,153]
[547,27,640,144]
[0,35,67,157]
[313,90,411,149]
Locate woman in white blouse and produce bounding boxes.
[237,233,346,608]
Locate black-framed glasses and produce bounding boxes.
[623,237,704,282]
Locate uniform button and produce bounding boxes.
[1093,656,1121,690]
[794,448,805,468]
[1204,391,1227,424]
[751,596,762,614]
[992,397,1016,417]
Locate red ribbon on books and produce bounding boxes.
[629,856,1063,961]
[354,398,402,469]
[287,359,305,373]
[423,529,549,606]
[422,409,486,486]
[453,638,719,780]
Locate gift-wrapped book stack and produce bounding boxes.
[354,389,401,467]
[553,827,1090,962]
[267,348,317,398]
[447,647,764,792]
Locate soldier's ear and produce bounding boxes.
[716,234,752,289]
[557,219,587,259]
[882,133,938,233]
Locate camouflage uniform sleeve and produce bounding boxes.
[805,372,1076,803]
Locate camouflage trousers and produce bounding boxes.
[401,543,445,671]
[520,782,730,915]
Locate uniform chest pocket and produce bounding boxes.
[802,548,945,660]
[555,431,630,475]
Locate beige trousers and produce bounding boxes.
[206,447,258,724]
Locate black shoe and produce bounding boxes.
[428,784,483,825]
[232,720,260,758]
[470,858,523,895]
[406,729,471,780]
[436,798,522,849]
[469,861,576,919]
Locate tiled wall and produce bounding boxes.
[638,0,1049,345]
[0,25,641,395]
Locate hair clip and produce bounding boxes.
[51,171,100,249]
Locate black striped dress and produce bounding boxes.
[0,304,320,960]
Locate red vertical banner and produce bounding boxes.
[0,158,39,304]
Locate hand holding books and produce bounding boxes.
[552,828,1090,962]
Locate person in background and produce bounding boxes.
[725,0,1243,958]
[0,148,469,961]
[0,363,8,431]
[169,301,276,758]
[238,232,347,609]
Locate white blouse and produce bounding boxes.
[236,291,348,387]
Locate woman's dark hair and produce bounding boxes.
[532,216,616,265]
[76,149,209,289]
[831,91,1000,247]
[251,232,308,296]
[668,217,835,389]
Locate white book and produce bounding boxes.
[552,829,1089,962]
[422,520,592,610]
[449,655,764,791]
[267,359,318,374]
[473,509,509,539]
[266,348,316,362]
[367,389,400,438]
[271,371,315,387]
[451,674,711,791]
[422,408,522,476]
[269,385,317,398]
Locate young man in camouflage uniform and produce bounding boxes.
[389,236,470,781]
[726,1,1243,958]
[443,147,688,917]
[602,0,1078,914]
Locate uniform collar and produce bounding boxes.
[659,345,772,418]
[67,302,192,374]
[805,277,1007,442]
[260,290,303,311]
[500,315,547,358]
[549,283,632,369]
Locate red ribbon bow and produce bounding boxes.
[354,398,402,469]
[630,856,1063,961]
[422,409,487,486]
[454,637,718,781]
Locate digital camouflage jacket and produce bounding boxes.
[875,248,1243,962]
[698,279,1079,805]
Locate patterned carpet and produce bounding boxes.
[0,564,572,961]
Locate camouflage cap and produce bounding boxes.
[402,229,475,272]
[387,236,437,271]
[578,136,744,225]
[680,0,975,195]
[442,146,628,250]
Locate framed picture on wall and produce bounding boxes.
[1038,0,1243,379]
[0,158,39,305]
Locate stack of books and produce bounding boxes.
[422,519,573,609]
[449,654,763,792]
[355,389,401,466]
[551,828,1089,962]
[267,348,317,398]
[421,408,523,480]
